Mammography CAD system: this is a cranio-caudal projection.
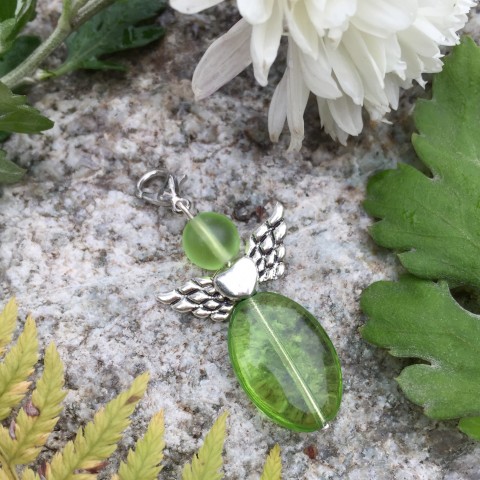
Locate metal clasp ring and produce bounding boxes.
[136,170,193,217]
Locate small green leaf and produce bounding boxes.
[364,37,480,288]
[0,150,25,184]
[21,469,41,480]
[459,417,480,440]
[0,0,37,55]
[0,35,41,77]
[361,276,480,420]
[0,81,53,133]
[260,444,282,480]
[0,343,66,466]
[0,316,38,421]
[52,0,165,77]
[0,297,17,356]
[182,412,228,480]
[114,411,165,480]
[0,0,17,20]
[46,372,149,479]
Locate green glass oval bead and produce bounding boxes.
[182,212,240,271]
[228,292,342,432]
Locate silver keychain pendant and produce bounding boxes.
[136,170,342,433]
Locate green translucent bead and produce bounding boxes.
[228,292,342,432]
[182,212,241,271]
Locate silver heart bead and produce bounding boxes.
[214,257,258,300]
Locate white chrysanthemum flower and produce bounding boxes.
[171,0,476,149]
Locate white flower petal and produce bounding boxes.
[299,48,342,99]
[414,17,451,46]
[352,0,417,37]
[384,35,406,80]
[251,2,283,86]
[398,26,440,58]
[398,41,427,85]
[341,27,385,94]
[178,0,476,146]
[237,0,274,25]
[285,1,318,58]
[305,0,357,37]
[192,20,252,100]
[384,74,401,110]
[418,1,475,44]
[286,40,310,151]
[170,0,222,14]
[268,71,288,142]
[304,0,327,37]
[324,39,364,105]
[317,98,350,145]
[418,54,443,75]
[364,98,390,121]
[322,0,358,29]
[326,96,363,136]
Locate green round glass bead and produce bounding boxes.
[228,292,342,432]
[182,212,241,271]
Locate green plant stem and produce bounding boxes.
[73,0,116,28]
[0,12,72,89]
[0,0,117,90]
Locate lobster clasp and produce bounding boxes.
[136,170,192,217]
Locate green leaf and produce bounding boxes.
[46,372,149,479]
[0,0,16,19]
[114,411,165,480]
[0,316,38,421]
[260,444,282,480]
[459,417,480,440]
[21,469,40,480]
[0,0,37,56]
[0,81,53,133]
[0,152,22,185]
[0,131,9,142]
[182,412,228,480]
[1,343,67,466]
[364,37,480,288]
[0,297,18,354]
[52,0,165,77]
[0,35,38,140]
[361,276,480,423]
[361,37,480,440]
[0,35,40,77]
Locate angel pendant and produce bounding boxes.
[137,171,342,432]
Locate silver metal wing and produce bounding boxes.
[157,278,234,322]
[247,203,286,282]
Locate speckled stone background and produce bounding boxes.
[1,2,480,479]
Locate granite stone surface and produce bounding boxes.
[0,2,479,479]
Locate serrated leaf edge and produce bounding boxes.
[182,411,228,480]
